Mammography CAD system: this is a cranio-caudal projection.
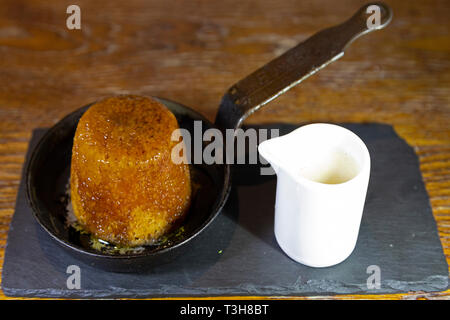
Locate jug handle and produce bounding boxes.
[215,2,392,131]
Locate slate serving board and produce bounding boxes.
[1,123,448,298]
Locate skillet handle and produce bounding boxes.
[214,2,392,131]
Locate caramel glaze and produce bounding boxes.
[70,95,191,247]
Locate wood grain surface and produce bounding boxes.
[0,0,448,300]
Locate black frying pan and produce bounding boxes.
[26,3,392,272]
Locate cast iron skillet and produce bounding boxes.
[26,3,392,272]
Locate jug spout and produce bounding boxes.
[258,135,290,175]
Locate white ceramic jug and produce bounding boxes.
[258,123,371,267]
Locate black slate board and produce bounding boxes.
[1,123,448,298]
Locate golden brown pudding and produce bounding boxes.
[70,95,191,246]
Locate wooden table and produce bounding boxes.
[0,0,448,299]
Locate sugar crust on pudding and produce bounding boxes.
[70,95,191,247]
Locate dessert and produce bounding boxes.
[70,95,191,247]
